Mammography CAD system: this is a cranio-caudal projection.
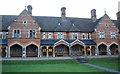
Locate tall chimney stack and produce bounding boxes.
[61,7,66,19]
[91,9,97,22]
[27,5,32,15]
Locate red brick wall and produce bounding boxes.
[93,14,119,45]
[8,10,41,46]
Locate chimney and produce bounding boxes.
[91,9,97,22]
[61,7,66,19]
[116,11,120,20]
[27,5,32,15]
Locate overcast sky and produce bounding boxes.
[0,0,120,20]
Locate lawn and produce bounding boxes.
[2,59,105,72]
[88,57,119,71]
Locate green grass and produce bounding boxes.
[2,59,105,72]
[88,57,119,71]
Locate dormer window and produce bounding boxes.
[58,32,63,39]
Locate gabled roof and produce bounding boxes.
[0,12,119,32]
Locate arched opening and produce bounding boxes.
[1,46,6,57]
[110,44,118,55]
[71,44,84,56]
[98,44,107,55]
[48,47,53,57]
[55,44,69,57]
[42,46,47,57]
[26,44,38,57]
[86,46,90,55]
[10,44,22,57]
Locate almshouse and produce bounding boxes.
[0,5,120,58]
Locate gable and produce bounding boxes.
[9,9,40,30]
[95,14,118,32]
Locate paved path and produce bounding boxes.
[1,55,118,60]
[84,63,120,74]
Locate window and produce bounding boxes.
[99,32,105,38]
[88,33,91,39]
[58,32,63,39]
[111,32,116,39]
[105,24,110,28]
[0,32,3,38]
[29,29,36,38]
[14,30,20,38]
[6,32,8,38]
[42,32,46,39]
[72,33,78,39]
[82,33,86,39]
[22,20,27,27]
[48,32,53,39]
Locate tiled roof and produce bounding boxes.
[0,15,119,32]
[41,39,96,45]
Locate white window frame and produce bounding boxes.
[110,32,116,39]
[13,29,21,38]
[48,32,53,39]
[82,33,86,39]
[99,31,105,39]
[58,32,63,39]
[42,32,46,39]
[29,29,36,38]
[6,32,8,38]
[72,33,78,39]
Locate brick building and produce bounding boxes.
[0,5,120,58]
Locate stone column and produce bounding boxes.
[53,47,55,57]
[22,47,26,58]
[8,46,10,58]
[84,46,86,56]
[69,47,71,56]
[107,45,111,55]
[39,46,42,57]
[5,46,7,58]
[46,46,48,57]
[95,46,98,56]
[90,46,92,56]
[38,46,40,57]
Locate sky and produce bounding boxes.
[0,0,120,20]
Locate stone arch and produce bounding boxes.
[55,44,69,57]
[10,44,22,57]
[26,44,38,57]
[109,43,118,55]
[98,43,107,55]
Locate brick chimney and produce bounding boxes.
[27,5,32,15]
[116,11,120,20]
[91,9,97,22]
[61,7,66,19]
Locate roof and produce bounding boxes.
[1,15,96,32]
[0,13,119,32]
[0,39,8,45]
[41,39,96,45]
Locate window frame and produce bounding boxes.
[57,32,63,39]
[99,31,105,39]
[13,29,21,38]
[110,32,116,39]
[48,32,53,39]
[72,32,78,39]
[29,29,36,38]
